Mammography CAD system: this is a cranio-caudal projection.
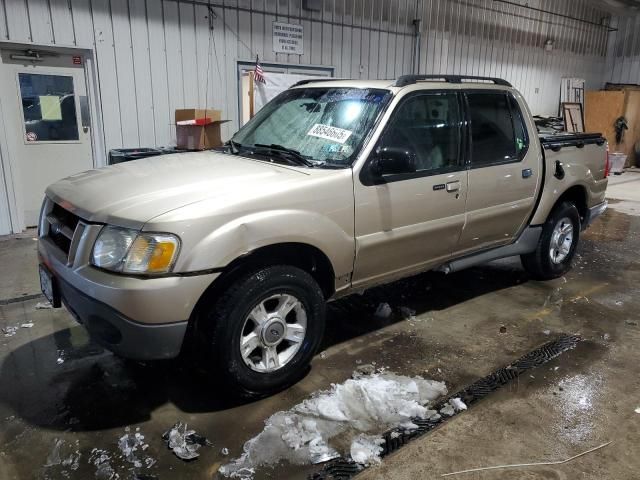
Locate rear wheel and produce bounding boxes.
[198,265,326,396]
[521,201,581,280]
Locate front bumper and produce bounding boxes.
[38,227,219,360]
[57,275,188,360]
[583,200,607,229]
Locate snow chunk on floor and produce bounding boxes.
[374,303,392,318]
[350,434,384,465]
[449,398,467,411]
[440,397,467,417]
[219,372,446,478]
[118,428,153,468]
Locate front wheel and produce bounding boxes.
[521,201,581,280]
[198,265,326,396]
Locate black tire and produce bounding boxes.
[198,265,325,397]
[521,201,581,280]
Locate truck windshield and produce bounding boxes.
[230,87,391,167]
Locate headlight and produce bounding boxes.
[91,226,180,274]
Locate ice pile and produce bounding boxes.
[439,397,468,417]
[89,449,117,480]
[118,428,154,468]
[350,434,385,466]
[43,438,82,472]
[374,302,392,319]
[219,372,447,478]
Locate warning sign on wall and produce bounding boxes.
[272,22,303,55]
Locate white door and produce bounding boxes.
[0,48,93,227]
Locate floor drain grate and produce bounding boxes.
[309,334,580,480]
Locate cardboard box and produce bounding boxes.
[174,109,228,150]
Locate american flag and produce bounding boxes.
[254,56,266,84]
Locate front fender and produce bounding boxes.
[171,209,355,278]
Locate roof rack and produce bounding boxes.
[393,75,512,88]
[290,78,351,87]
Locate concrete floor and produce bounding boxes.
[1,173,640,479]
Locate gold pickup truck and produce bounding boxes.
[38,75,608,395]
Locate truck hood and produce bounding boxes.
[46,151,310,228]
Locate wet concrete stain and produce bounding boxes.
[1,208,639,479]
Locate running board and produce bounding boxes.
[437,226,542,274]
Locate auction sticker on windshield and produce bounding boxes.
[307,124,353,144]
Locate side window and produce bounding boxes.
[467,93,517,167]
[379,93,461,173]
[509,94,529,158]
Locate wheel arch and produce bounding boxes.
[554,185,588,224]
[532,183,589,227]
[184,242,336,355]
[193,242,337,314]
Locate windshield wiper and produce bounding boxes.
[252,144,314,167]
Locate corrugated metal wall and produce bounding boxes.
[0,0,612,155]
[604,15,640,84]
[417,0,611,116]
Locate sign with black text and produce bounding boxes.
[272,22,304,55]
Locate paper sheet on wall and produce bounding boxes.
[254,73,330,112]
[39,95,62,120]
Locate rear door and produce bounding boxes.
[456,91,541,254]
[352,91,467,287]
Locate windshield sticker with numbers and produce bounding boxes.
[307,124,353,144]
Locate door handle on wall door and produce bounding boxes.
[446,181,460,192]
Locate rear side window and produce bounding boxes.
[509,94,529,158]
[467,93,517,167]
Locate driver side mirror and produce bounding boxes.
[370,146,417,177]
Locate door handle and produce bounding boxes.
[446,181,460,192]
[522,168,533,178]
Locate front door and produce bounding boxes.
[0,48,93,226]
[352,91,467,288]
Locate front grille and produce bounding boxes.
[45,203,81,256]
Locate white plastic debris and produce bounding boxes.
[36,301,53,310]
[374,302,392,319]
[350,434,385,465]
[219,372,447,478]
[163,422,211,461]
[2,326,18,337]
[20,323,34,328]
